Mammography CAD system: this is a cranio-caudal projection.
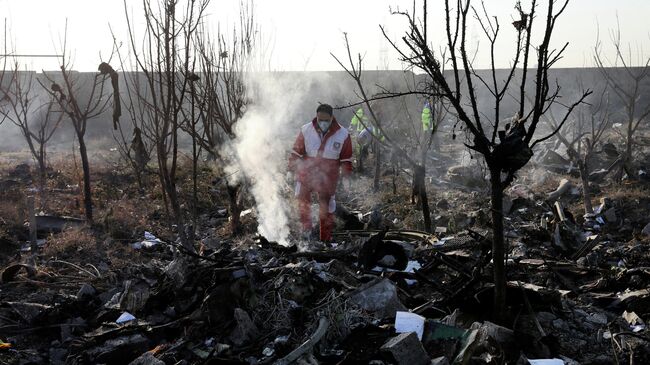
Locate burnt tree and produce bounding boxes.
[0,65,64,194]
[544,84,611,214]
[124,0,209,251]
[333,35,445,234]
[340,0,591,320]
[594,25,650,179]
[40,52,112,223]
[182,1,257,234]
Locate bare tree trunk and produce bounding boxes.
[414,165,431,232]
[28,196,37,255]
[578,160,593,214]
[21,131,46,196]
[170,189,185,237]
[420,141,433,233]
[624,128,635,178]
[37,144,46,178]
[77,135,93,223]
[37,155,47,209]
[191,87,198,242]
[358,146,365,173]
[191,147,198,241]
[37,155,46,193]
[227,183,241,234]
[373,140,381,191]
[135,171,144,194]
[159,152,187,245]
[161,157,191,248]
[392,165,397,195]
[489,165,506,322]
[38,167,46,191]
[133,132,147,194]
[157,156,171,219]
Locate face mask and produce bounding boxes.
[318,120,332,132]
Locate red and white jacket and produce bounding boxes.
[288,117,353,194]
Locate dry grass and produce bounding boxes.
[313,288,376,343]
[43,226,97,256]
[607,182,650,201]
[98,197,154,241]
[0,197,27,227]
[251,271,376,348]
[41,224,141,271]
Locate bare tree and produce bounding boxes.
[544,84,610,214]
[0,64,64,193]
[338,0,591,320]
[124,0,209,251]
[113,112,152,193]
[333,37,444,233]
[39,43,112,223]
[109,30,153,193]
[182,1,257,234]
[0,20,9,127]
[594,25,650,179]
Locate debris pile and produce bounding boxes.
[1,137,650,364]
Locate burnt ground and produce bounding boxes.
[0,144,649,365]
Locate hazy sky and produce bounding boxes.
[0,0,648,72]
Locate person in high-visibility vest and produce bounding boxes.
[421,101,433,132]
[350,107,367,134]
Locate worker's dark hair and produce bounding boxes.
[316,104,333,116]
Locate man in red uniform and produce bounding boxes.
[288,104,353,242]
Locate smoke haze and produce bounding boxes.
[224,72,346,245]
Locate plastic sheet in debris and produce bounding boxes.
[132,231,163,249]
[405,261,421,273]
[395,311,426,340]
[528,359,564,365]
[404,261,421,285]
[372,260,421,277]
[434,236,453,246]
[623,311,646,332]
[116,311,136,324]
[631,324,645,332]
[20,239,47,252]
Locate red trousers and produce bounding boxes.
[296,182,335,242]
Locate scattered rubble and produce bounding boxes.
[349,278,407,319]
[381,332,430,365]
[1,139,650,364]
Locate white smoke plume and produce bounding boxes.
[224,72,336,245]
[225,99,292,244]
